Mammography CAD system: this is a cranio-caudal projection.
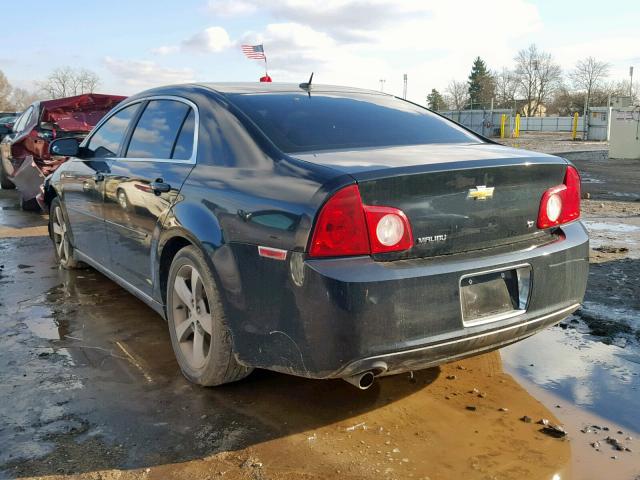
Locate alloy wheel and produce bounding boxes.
[117,191,127,209]
[171,264,213,369]
[51,206,70,265]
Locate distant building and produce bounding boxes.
[610,96,632,108]
[521,101,547,117]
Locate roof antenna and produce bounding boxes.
[299,72,314,94]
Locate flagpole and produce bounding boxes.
[263,45,268,77]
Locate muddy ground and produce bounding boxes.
[1,145,639,480]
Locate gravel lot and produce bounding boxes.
[500,131,609,154]
[1,141,639,479]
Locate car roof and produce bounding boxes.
[197,82,388,96]
[122,82,392,105]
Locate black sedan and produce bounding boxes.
[44,83,588,389]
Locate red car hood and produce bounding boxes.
[41,93,127,132]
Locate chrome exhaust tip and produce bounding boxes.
[343,371,376,390]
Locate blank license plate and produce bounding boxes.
[460,267,530,325]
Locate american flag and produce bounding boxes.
[241,44,266,60]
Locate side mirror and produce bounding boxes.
[49,138,80,157]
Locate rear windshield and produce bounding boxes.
[228,92,482,153]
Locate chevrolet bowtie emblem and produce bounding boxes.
[467,185,495,200]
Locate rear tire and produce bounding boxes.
[0,161,15,189]
[166,246,252,386]
[49,197,81,269]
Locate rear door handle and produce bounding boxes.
[93,172,104,182]
[150,180,171,194]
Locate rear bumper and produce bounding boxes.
[228,221,589,379]
[338,302,580,377]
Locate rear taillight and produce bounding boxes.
[309,185,413,258]
[537,166,581,229]
[309,185,370,257]
[363,206,413,253]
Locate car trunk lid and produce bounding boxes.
[40,93,127,133]
[295,143,569,259]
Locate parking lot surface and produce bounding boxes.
[1,149,639,480]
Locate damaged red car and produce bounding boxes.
[0,93,125,209]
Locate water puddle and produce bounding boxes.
[610,191,640,199]
[582,176,604,184]
[502,323,640,433]
[583,221,640,233]
[25,307,64,340]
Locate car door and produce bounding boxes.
[62,103,141,266]
[104,97,197,296]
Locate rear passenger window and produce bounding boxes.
[171,109,195,160]
[86,104,139,158]
[126,100,191,159]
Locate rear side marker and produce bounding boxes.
[258,246,287,261]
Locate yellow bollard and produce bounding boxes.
[500,114,506,139]
[572,112,579,140]
[515,114,521,138]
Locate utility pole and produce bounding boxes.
[630,66,634,100]
[402,74,407,99]
[583,95,588,140]
[379,79,386,93]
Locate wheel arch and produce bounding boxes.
[156,233,193,311]
[44,185,76,246]
[44,185,59,239]
[154,206,244,321]
[42,180,59,209]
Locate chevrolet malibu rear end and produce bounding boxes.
[45,83,588,390]
[224,88,588,389]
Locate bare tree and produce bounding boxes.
[514,44,562,116]
[547,84,585,116]
[10,88,41,110]
[601,79,640,104]
[514,46,536,115]
[0,70,13,110]
[444,79,469,110]
[39,66,73,98]
[38,66,100,99]
[77,69,100,94]
[570,57,610,111]
[493,68,518,108]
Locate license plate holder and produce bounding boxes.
[460,265,531,326]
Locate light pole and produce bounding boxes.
[532,60,540,117]
[402,74,407,99]
[630,66,634,100]
[379,79,386,93]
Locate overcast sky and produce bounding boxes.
[3,0,638,103]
